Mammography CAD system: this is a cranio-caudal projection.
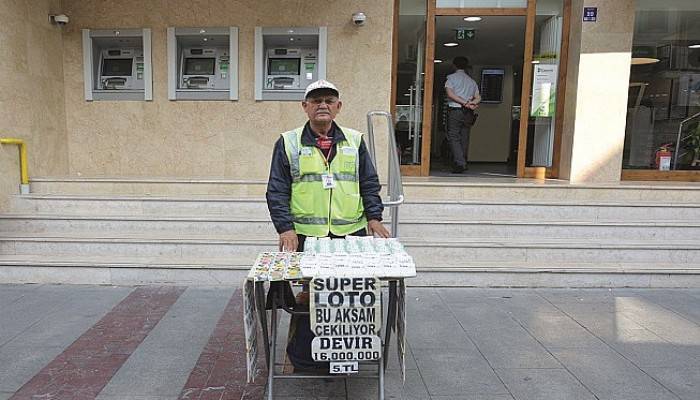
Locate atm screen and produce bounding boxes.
[268,58,300,75]
[184,58,216,75]
[102,59,133,76]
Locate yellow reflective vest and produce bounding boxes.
[281,126,367,237]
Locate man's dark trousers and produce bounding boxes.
[446,107,473,170]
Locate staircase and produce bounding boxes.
[1,177,699,287]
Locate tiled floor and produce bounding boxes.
[0,284,698,400]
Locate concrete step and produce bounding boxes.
[400,200,700,221]
[28,177,700,203]
[11,195,700,222]
[9,194,270,217]
[28,178,268,196]
[402,179,700,203]
[0,254,698,287]
[2,214,700,241]
[1,233,698,265]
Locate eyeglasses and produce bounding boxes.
[307,97,339,106]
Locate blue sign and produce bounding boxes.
[583,7,597,22]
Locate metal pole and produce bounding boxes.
[267,292,277,400]
[378,352,385,400]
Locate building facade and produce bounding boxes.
[1,0,699,208]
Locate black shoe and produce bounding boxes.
[451,166,465,173]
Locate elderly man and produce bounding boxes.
[265,79,389,370]
[266,79,390,251]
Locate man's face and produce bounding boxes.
[302,91,342,124]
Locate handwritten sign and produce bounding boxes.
[310,277,382,367]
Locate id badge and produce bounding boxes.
[322,173,336,189]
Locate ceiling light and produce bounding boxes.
[689,44,700,49]
[443,42,458,47]
[631,57,660,65]
[464,16,482,22]
[434,59,443,63]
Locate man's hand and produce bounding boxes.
[279,230,298,252]
[367,219,390,238]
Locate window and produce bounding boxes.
[624,1,700,171]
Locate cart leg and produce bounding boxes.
[256,282,270,368]
[378,354,385,400]
[267,293,277,400]
[383,280,398,369]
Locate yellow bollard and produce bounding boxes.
[0,138,30,193]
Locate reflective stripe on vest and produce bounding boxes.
[282,126,367,237]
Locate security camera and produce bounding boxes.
[49,14,70,25]
[352,12,367,26]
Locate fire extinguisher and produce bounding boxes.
[654,144,673,171]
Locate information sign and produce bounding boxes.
[310,276,382,367]
[583,7,597,22]
[530,64,558,117]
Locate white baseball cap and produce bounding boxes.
[304,79,339,99]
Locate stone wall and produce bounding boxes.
[60,0,394,179]
[0,0,68,206]
[559,0,635,182]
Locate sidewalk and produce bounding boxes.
[0,284,698,400]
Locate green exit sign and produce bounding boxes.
[457,29,476,40]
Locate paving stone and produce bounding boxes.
[631,290,700,325]
[96,287,234,398]
[406,299,475,349]
[551,346,678,400]
[468,330,561,369]
[347,368,430,400]
[0,285,80,345]
[517,314,604,349]
[412,348,507,396]
[0,286,131,394]
[0,284,41,308]
[0,392,12,400]
[430,396,514,400]
[642,367,700,400]
[265,377,346,398]
[0,344,65,392]
[447,301,522,333]
[437,288,490,303]
[495,368,596,400]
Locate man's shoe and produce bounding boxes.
[451,166,465,173]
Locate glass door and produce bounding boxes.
[394,0,428,175]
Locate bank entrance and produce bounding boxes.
[393,0,570,178]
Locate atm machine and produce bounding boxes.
[255,27,327,101]
[264,48,318,91]
[168,27,238,101]
[180,48,229,90]
[82,28,152,101]
[98,48,144,90]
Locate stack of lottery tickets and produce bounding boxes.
[248,252,303,281]
[303,236,406,254]
[248,238,416,281]
[299,251,415,278]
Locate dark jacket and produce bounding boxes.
[266,121,384,234]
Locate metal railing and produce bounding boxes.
[366,111,405,238]
[0,137,30,194]
[672,111,700,170]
